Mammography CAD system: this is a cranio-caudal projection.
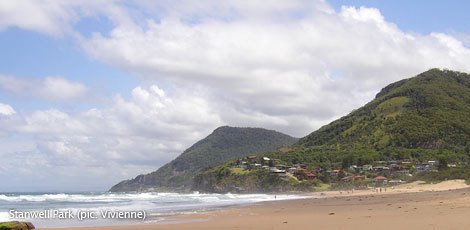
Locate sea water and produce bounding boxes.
[0,192,308,228]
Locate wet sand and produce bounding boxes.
[44,180,470,230]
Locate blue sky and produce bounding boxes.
[0,0,469,192]
[330,0,470,34]
[0,28,137,112]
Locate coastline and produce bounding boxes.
[42,180,470,230]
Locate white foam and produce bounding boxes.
[0,192,307,204]
[0,192,310,228]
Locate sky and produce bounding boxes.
[1,0,470,192]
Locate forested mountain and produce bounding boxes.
[193,69,470,193]
[110,126,297,192]
[288,68,470,167]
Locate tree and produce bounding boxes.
[437,156,449,171]
[268,160,275,167]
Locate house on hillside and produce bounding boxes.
[373,166,390,174]
[269,167,285,173]
[247,156,257,162]
[275,164,289,170]
[234,164,247,169]
[416,165,430,172]
[288,167,297,173]
[305,172,316,180]
[294,169,316,180]
[362,165,373,171]
[270,167,287,177]
[374,176,388,186]
[329,169,341,178]
[349,165,359,172]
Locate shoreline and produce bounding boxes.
[313,179,470,198]
[42,180,470,230]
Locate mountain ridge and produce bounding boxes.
[109,126,298,192]
[192,69,470,193]
[297,68,470,151]
[112,69,470,193]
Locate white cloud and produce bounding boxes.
[18,84,221,158]
[3,1,470,137]
[81,1,470,137]
[0,103,15,116]
[0,0,88,36]
[0,75,88,100]
[41,77,88,100]
[0,0,139,38]
[0,85,222,190]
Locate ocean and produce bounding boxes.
[0,192,308,228]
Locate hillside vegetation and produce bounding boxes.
[194,69,470,193]
[110,126,297,192]
[290,69,470,167]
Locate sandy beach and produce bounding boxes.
[44,180,470,230]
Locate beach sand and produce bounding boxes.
[44,180,470,230]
